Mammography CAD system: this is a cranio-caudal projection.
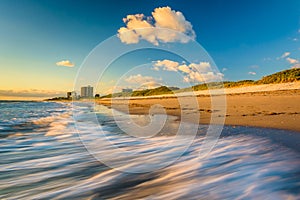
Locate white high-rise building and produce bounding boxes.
[81,85,93,98]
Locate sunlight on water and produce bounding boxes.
[0,101,299,199]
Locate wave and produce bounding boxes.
[0,102,300,199]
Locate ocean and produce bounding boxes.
[0,101,300,199]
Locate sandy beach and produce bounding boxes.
[97,82,300,132]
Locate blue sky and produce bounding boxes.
[0,0,299,99]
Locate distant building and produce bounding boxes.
[67,92,72,99]
[67,91,77,99]
[81,86,93,98]
[122,88,133,93]
[71,91,77,99]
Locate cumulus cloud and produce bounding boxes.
[123,74,161,90]
[56,60,75,67]
[286,57,299,64]
[153,59,179,71]
[178,64,191,73]
[185,71,224,83]
[248,71,256,75]
[152,59,223,83]
[117,6,196,45]
[189,62,211,73]
[125,74,158,84]
[153,60,211,73]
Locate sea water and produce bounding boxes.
[0,101,299,199]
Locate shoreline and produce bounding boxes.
[96,84,300,132]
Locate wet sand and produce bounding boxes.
[97,86,300,132]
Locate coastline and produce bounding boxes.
[96,82,300,132]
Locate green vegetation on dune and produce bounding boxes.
[256,68,300,84]
[223,80,255,87]
[191,68,300,91]
[191,80,255,91]
[100,94,113,98]
[131,86,177,96]
[100,68,300,98]
[100,86,179,98]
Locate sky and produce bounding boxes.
[0,0,299,99]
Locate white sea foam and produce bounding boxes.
[1,101,300,199]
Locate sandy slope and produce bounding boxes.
[97,82,300,132]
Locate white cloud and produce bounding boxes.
[125,74,158,84]
[277,52,290,60]
[118,27,140,44]
[222,68,228,72]
[263,57,272,61]
[117,6,196,45]
[291,63,300,69]
[178,64,191,73]
[189,62,211,73]
[138,81,162,90]
[153,59,179,71]
[56,60,75,67]
[184,71,224,83]
[248,71,256,75]
[153,60,211,73]
[183,71,224,83]
[152,59,223,83]
[152,7,195,40]
[286,57,299,64]
[282,52,291,58]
